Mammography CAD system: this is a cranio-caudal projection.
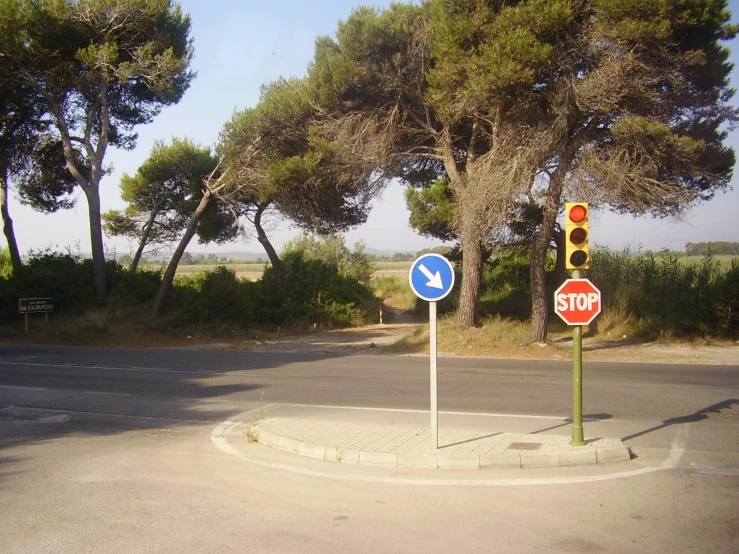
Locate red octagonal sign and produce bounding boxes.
[554,278,602,326]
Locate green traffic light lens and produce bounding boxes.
[570,228,587,245]
[570,250,588,267]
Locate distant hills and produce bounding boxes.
[127,247,425,263]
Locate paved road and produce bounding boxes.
[1,343,738,553]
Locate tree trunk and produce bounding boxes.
[0,164,22,271]
[153,190,212,316]
[83,186,107,296]
[457,222,483,327]
[253,202,284,290]
[529,173,566,344]
[553,227,566,289]
[130,210,158,272]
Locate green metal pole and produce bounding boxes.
[571,323,585,446]
[570,268,585,446]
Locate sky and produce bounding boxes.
[4,0,739,258]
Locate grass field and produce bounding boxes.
[143,262,270,280]
[675,254,737,268]
[142,255,737,281]
[142,260,415,280]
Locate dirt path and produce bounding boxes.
[193,320,739,365]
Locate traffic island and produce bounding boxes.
[252,417,631,470]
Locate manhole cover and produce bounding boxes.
[508,442,542,451]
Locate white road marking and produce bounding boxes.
[210,408,686,487]
[0,360,233,375]
[662,422,688,468]
[696,467,739,476]
[0,384,134,397]
[281,402,570,420]
[1,403,211,423]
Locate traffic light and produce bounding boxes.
[565,202,589,270]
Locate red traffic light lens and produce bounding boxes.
[569,205,587,223]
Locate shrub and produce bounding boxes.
[282,234,375,283]
[109,267,162,304]
[7,250,102,316]
[167,266,254,326]
[257,251,378,328]
[0,248,12,278]
[589,249,739,338]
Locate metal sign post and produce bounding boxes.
[429,301,438,448]
[553,276,601,446]
[409,254,455,450]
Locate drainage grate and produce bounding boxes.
[508,442,542,451]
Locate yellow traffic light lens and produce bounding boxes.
[570,250,588,267]
[570,228,587,245]
[569,205,587,223]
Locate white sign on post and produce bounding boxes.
[408,254,455,449]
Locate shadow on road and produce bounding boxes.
[530,413,613,435]
[0,342,357,471]
[622,398,738,441]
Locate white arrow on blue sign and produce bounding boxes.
[409,253,456,302]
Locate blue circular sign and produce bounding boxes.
[409,254,456,302]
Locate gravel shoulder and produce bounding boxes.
[193,322,739,365]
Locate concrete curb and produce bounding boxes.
[253,420,631,470]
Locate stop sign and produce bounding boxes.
[554,279,602,326]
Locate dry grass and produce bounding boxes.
[0,304,261,349]
[388,315,540,356]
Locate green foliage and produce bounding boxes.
[0,247,166,319]
[371,275,419,312]
[1,0,196,296]
[0,247,12,278]
[8,250,102,316]
[219,77,374,238]
[164,253,378,330]
[428,0,573,117]
[103,138,236,267]
[306,0,738,334]
[404,179,456,241]
[477,249,536,320]
[109,266,162,304]
[588,249,739,337]
[168,266,252,325]
[453,246,739,338]
[282,234,375,283]
[0,248,380,331]
[256,251,378,328]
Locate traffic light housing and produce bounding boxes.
[565,202,589,270]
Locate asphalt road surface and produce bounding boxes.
[1,343,737,553]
